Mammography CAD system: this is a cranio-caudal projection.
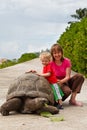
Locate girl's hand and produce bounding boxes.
[25,70,36,73]
[35,72,42,76]
[57,80,62,86]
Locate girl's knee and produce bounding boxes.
[76,73,85,81]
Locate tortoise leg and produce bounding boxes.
[22,97,48,114]
[0,98,22,116]
[37,105,59,114]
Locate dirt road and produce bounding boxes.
[0,58,87,130]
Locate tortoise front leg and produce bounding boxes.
[0,98,22,116]
[37,104,59,114]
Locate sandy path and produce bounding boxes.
[0,58,87,130]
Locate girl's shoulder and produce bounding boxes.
[63,57,71,67]
[63,57,71,63]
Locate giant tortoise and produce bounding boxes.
[0,72,59,116]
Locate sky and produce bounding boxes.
[0,0,87,59]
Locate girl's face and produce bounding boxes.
[53,51,62,61]
[41,58,50,66]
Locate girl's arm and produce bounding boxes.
[36,72,51,77]
[57,67,71,85]
[25,70,36,73]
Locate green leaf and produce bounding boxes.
[40,111,53,118]
[50,116,64,122]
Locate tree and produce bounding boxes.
[58,18,87,77]
[68,8,87,24]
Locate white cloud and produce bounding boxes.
[0,42,20,59]
[0,0,87,59]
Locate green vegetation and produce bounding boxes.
[58,17,87,77]
[71,8,87,20]
[57,8,87,77]
[68,8,87,24]
[18,53,38,63]
[0,59,17,68]
[0,53,38,69]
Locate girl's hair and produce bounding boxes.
[39,52,52,61]
[50,43,64,61]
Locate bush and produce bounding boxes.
[18,53,38,63]
[58,18,87,77]
[0,53,38,69]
